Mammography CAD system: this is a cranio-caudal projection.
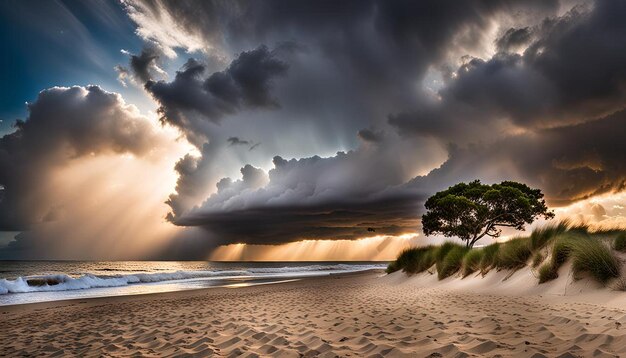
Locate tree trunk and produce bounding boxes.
[467,236,479,249]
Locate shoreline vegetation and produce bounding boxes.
[387,221,626,289]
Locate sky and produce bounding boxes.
[0,0,625,260]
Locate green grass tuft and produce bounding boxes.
[389,246,442,274]
[437,245,470,279]
[531,251,545,268]
[462,249,484,277]
[435,242,457,263]
[495,237,532,270]
[529,221,569,251]
[614,233,626,252]
[479,243,500,273]
[406,246,438,273]
[551,234,579,269]
[386,261,400,274]
[538,262,559,283]
[570,238,620,284]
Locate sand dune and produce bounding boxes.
[1,270,625,357]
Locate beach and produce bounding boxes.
[2,269,626,357]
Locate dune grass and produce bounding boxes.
[387,246,439,274]
[437,244,470,279]
[389,221,626,287]
[614,233,626,252]
[551,233,580,269]
[391,247,427,274]
[529,221,569,251]
[570,238,620,284]
[495,237,532,270]
[386,261,400,274]
[535,232,585,283]
[479,243,500,273]
[406,246,437,274]
[531,251,545,268]
[538,262,559,283]
[462,249,484,277]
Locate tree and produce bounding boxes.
[422,180,554,248]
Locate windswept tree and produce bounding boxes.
[422,180,554,248]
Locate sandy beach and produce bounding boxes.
[1,269,625,357]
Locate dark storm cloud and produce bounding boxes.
[144,45,288,146]
[177,199,422,244]
[130,47,160,83]
[408,108,626,206]
[0,85,162,230]
[174,154,424,243]
[495,27,533,52]
[116,0,626,247]
[357,129,385,143]
[126,0,559,146]
[124,0,559,220]
[173,107,626,245]
[390,1,626,140]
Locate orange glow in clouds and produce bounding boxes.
[28,123,194,259]
[209,233,423,261]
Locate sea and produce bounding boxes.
[0,261,387,306]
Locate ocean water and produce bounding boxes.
[0,261,387,306]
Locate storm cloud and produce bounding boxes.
[4,0,624,257]
[111,0,626,248]
[144,45,288,146]
[0,85,163,231]
[389,1,626,141]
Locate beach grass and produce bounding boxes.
[479,243,500,273]
[531,251,545,268]
[437,244,470,279]
[537,261,559,283]
[614,233,626,252]
[462,249,484,277]
[494,237,532,270]
[570,238,620,283]
[389,221,626,287]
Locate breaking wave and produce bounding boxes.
[0,264,385,295]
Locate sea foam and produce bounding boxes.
[0,264,384,295]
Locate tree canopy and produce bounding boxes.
[422,180,554,248]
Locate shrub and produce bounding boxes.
[614,233,626,252]
[531,251,545,268]
[570,239,620,284]
[462,249,484,277]
[538,262,559,283]
[437,245,470,279]
[495,237,532,270]
[529,221,569,251]
[479,243,500,273]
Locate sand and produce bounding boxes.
[1,269,626,357]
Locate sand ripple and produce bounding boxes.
[1,273,625,357]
